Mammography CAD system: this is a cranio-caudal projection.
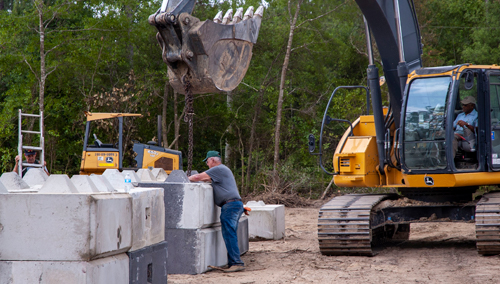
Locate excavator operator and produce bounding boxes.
[453,96,478,157]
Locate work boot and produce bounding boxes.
[223,265,245,273]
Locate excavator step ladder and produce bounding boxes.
[18,110,45,176]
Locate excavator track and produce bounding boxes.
[318,194,392,256]
[475,191,500,255]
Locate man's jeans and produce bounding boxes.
[220,200,244,267]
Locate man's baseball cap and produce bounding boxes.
[461,96,476,105]
[24,149,36,155]
[203,150,220,162]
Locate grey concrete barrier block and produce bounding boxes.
[165,217,247,275]
[136,169,156,182]
[71,175,100,193]
[102,171,127,192]
[0,180,8,194]
[138,182,220,229]
[0,172,30,190]
[0,254,129,284]
[165,227,225,274]
[38,174,79,193]
[165,170,189,183]
[151,168,168,182]
[129,187,165,251]
[238,215,249,255]
[22,168,48,188]
[102,168,121,176]
[127,241,168,283]
[245,203,286,240]
[0,193,132,261]
[89,174,117,192]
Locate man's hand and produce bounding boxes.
[457,120,467,127]
[15,155,20,163]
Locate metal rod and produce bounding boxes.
[158,115,162,146]
[393,0,405,62]
[119,117,123,170]
[363,16,374,66]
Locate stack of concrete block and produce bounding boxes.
[0,169,169,284]
[139,170,249,274]
[126,186,168,283]
[245,201,286,240]
[0,190,132,283]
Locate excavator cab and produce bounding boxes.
[148,0,264,94]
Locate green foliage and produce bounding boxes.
[2,0,497,199]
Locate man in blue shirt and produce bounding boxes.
[453,96,478,157]
[188,150,245,273]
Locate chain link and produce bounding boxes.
[183,74,194,176]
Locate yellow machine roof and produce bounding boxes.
[84,112,142,121]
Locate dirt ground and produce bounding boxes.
[168,206,500,284]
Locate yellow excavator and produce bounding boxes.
[309,0,500,256]
[80,112,182,175]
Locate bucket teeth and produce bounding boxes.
[231,7,243,24]
[213,11,223,23]
[243,6,254,20]
[255,6,264,18]
[222,9,233,24]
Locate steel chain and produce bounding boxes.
[183,74,194,176]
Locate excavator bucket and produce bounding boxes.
[149,0,263,94]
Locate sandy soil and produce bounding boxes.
[169,206,500,284]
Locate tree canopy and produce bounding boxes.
[1,0,499,196]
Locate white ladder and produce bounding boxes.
[18,110,45,176]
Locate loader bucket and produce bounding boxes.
[149,6,263,94]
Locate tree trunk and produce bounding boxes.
[225,91,232,164]
[162,81,169,147]
[174,90,180,150]
[37,0,45,113]
[273,0,303,174]
[246,88,265,188]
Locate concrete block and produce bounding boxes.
[129,187,165,251]
[165,217,248,275]
[0,254,129,284]
[0,193,132,261]
[151,168,168,182]
[0,172,30,190]
[165,170,189,183]
[0,180,8,193]
[102,170,127,192]
[165,227,225,274]
[71,175,100,193]
[22,168,49,187]
[89,175,116,192]
[238,216,249,255]
[245,203,285,240]
[138,182,220,229]
[127,241,167,283]
[38,174,79,193]
[136,169,156,182]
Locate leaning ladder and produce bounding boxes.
[18,110,45,176]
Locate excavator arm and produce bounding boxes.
[148,0,263,94]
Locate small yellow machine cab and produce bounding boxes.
[80,112,182,175]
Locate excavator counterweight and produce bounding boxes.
[148,0,263,94]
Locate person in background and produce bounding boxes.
[188,150,245,273]
[14,149,50,177]
[453,96,478,157]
